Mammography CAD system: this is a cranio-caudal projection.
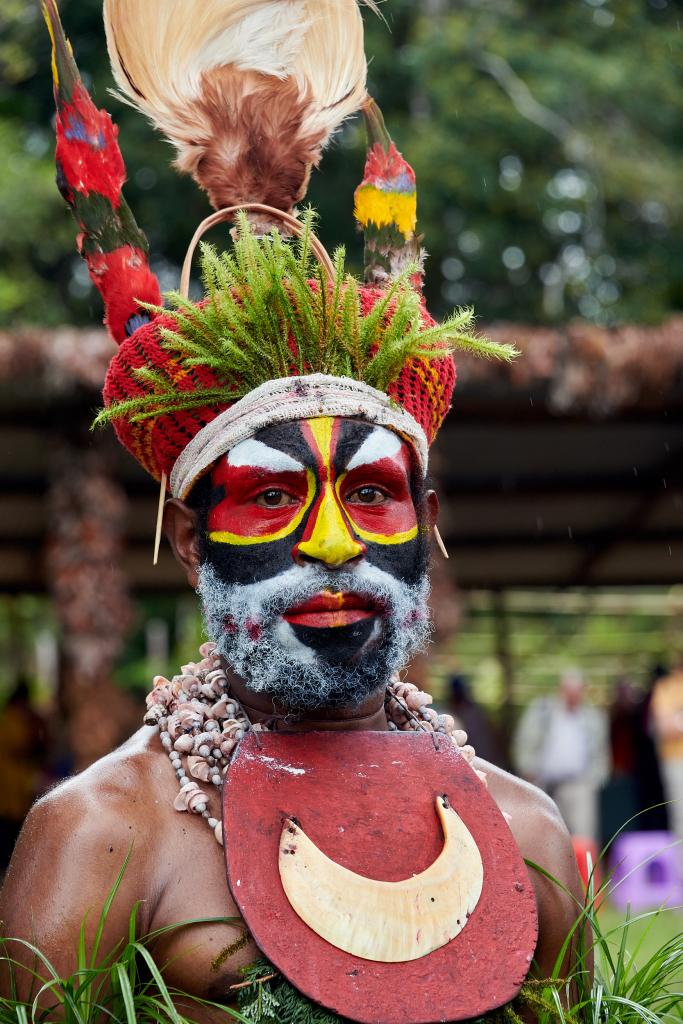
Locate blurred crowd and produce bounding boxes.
[446,663,683,853]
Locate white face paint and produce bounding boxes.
[346,426,403,471]
[273,619,318,664]
[227,438,304,473]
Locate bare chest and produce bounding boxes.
[147,806,260,1003]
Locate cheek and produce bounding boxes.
[203,530,303,587]
[344,497,417,540]
[362,533,429,586]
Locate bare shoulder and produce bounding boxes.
[476,758,585,980]
[479,758,574,870]
[0,728,171,962]
[18,727,169,855]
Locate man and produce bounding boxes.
[1,1,583,1019]
[513,670,610,842]
[651,658,683,849]
[1,424,583,1017]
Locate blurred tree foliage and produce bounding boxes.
[0,0,681,330]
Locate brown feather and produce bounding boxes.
[104,0,372,216]
[179,68,324,213]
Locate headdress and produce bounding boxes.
[43,0,515,504]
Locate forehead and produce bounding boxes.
[229,417,412,473]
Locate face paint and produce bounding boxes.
[196,416,430,706]
[206,418,424,581]
[208,440,316,546]
[197,561,431,710]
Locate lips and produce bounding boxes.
[283,591,382,629]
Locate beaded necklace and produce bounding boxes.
[144,642,485,846]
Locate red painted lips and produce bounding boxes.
[283,591,382,629]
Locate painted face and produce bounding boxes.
[205,417,424,585]
[196,417,431,709]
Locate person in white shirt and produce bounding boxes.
[513,671,610,841]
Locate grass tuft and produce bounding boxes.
[0,853,245,1024]
[2,839,681,1022]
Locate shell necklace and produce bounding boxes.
[144,642,485,846]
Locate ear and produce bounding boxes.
[425,488,440,531]
[163,499,202,588]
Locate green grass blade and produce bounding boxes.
[130,944,182,1024]
[141,916,241,944]
[113,963,137,1024]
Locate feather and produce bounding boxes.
[103,0,374,213]
[354,98,424,287]
[42,0,161,343]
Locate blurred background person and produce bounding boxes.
[446,672,508,769]
[602,666,669,841]
[633,663,668,832]
[0,680,47,872]
[601,677,645,845]
[651,657,683,848]
[513,670,609,841]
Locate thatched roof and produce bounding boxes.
[457,316,683,415]
[1,315,683,414]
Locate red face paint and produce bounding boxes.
[338,443,418,543]
[208,463,315,543]
[204,417,426,593]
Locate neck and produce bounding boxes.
[226,669,390,732]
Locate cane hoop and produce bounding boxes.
[179,203,335,300]
[154,204,335,563]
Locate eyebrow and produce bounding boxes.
[227,438,305,473]
[346,427,402,471]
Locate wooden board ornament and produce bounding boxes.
[223,731,537,1024]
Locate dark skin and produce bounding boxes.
[0,473,586,1022]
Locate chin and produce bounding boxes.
[197,561,432,710]
[277,614,383,668]
[237,617,388,710]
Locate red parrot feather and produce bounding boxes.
[42,0,161,344]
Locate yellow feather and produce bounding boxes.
[41,2,59,87]
[354,185,417,237]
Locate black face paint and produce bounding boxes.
[289,617,379,666]
[190,417,430,692]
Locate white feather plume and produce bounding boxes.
[103,0,374,211]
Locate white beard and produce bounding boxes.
[196,561,431,710]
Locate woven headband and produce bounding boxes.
[170,374,430,500]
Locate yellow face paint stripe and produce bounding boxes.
[297,418,365,566]
[334,473,418,546]
[306,417,335,467]
[348,522,419,545]
[208,469,316,546]
[297,482,365,566]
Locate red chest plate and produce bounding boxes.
[223,731,537,1024]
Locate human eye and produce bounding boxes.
[346,485,387,506]
[255,488,298,507]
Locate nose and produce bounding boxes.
[293,483,366,568]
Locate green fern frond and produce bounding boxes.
[99,209,517,427]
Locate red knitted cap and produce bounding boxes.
[103,285,456,484]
